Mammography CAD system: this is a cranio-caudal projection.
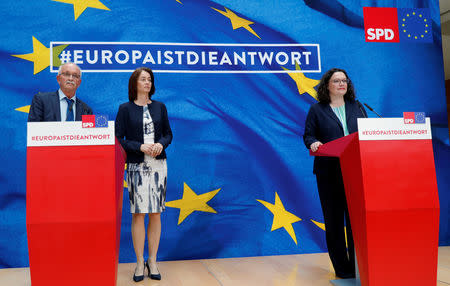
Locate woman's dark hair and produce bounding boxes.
[128,67,155,102]
[316,68,356,104]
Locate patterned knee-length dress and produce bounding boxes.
[127,105,167,213]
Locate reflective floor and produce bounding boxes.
[0,247,449,285]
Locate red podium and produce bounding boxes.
[311,118,440,286]
[26,121,125,286]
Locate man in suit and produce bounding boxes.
[28,62,93,122]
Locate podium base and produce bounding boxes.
[330,278,359,286]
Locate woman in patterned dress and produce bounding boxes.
[115,67,173,281]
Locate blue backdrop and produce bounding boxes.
[0,0,448,268]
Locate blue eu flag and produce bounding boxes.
[398,8,433,43]
[95,114,108,128]
[415,112,426,124]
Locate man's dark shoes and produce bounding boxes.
[335,272,356,279]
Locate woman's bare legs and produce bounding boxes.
[131,213,146,275]
[147,213,161,274]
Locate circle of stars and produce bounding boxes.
[401,11,429,40]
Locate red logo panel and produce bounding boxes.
[82,115,95,128]
[403,112,415,124]
[363,7,399,42]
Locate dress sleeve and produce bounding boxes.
[115,104,142,153]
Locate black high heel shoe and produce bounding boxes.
[147,260,161,280]
[133,264,145,282]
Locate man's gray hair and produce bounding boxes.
[57,62,82,78]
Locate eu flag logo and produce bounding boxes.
[415,112,426,123]
[95,115,108,128]
[398,9,433,43]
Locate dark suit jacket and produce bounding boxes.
[303,100,367,174]
[115,100,173,162]
[27,91,93,122]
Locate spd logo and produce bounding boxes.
[363,7,432,43]
[363,7,399,42]
[82,115,95,128]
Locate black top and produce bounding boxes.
[115,100,173,163]
[303,100,366,174]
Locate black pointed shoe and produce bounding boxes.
[133,265,145,282]
[147,260,161,280]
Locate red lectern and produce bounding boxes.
[311,118,440,286]
[26,121,125,286]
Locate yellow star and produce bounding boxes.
[282,63,320,100]
[52,0,110,21]
[311,219,349,246]
[11,37,68,75]
[176,0,182,3]
[124,164,128,188]
[311,219,325,231]
[166,182,221,225]
[15,105,30,113]
[257,192,302,244]
[211,6,261,39]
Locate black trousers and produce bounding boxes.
[316,168,355,277]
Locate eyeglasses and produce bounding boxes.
[331,79,350,84]
[60,72,81,79]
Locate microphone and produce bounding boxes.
[356,100,368,118]
[363,102,382,118]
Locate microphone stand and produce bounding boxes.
[363,103,382,118]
